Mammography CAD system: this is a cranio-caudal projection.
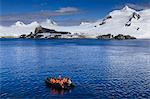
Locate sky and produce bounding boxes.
[0,0,150,26]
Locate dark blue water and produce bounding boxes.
[0,39,150,98]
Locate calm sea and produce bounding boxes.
[0,39,150,98]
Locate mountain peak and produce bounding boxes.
[28,21,40,27]
[16,21,25,25]
[122,5,135,12]
[122,5,130,10]
[14,21,26,27]
[46,19,57,25]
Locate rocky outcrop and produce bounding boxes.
[114,34,136,40]
[26,32,34,38]
[99,15,112,26]
[125,12,141,27]
[99,21,106,25]
[132,12,140,20]
[34,26,56,34]
[97,34,136,40]
[114,34,126,40]
[124,35,136,39]
[20,34,27,38]
[106,15,112,19]
[20,32,35,38]
[97,34,113,39]
[20,26,72,39]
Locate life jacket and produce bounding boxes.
[52,79,56,84]
[63,78,68,84]
[59,80,64,86]
[56,79,60,83]
[50,78,53,83]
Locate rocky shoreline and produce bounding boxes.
[97,34,136,40]
[19,26,75,39]
[1,26,136,40]
[19,26,136,40]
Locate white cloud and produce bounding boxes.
[55,7,79,13]
[0,7,80,26]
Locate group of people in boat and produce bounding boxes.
[49,76,72,88]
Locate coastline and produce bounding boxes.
[1,37,150,40]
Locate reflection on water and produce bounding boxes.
[48,87,72,95]
[0,39,150,98]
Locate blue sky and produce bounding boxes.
[0,0,150,26]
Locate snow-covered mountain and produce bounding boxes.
[0,19,56,37]
[0,6,150,38]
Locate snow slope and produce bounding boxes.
[0,6,150,38]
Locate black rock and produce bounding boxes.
[124,35,136,39]
[19,26,71,39]
[99,21,106,25]
[114,34,136,40]
[26,32,34,38]
[106,15,112,19]
[114,34,126,40]
[132,12,140,20]
[97,34,136,40]
[34,26,56,34]
[20,34,26,38]
[97,34,113,39]
[125,23,131,26]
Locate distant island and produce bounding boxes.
[19,26,136,40]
